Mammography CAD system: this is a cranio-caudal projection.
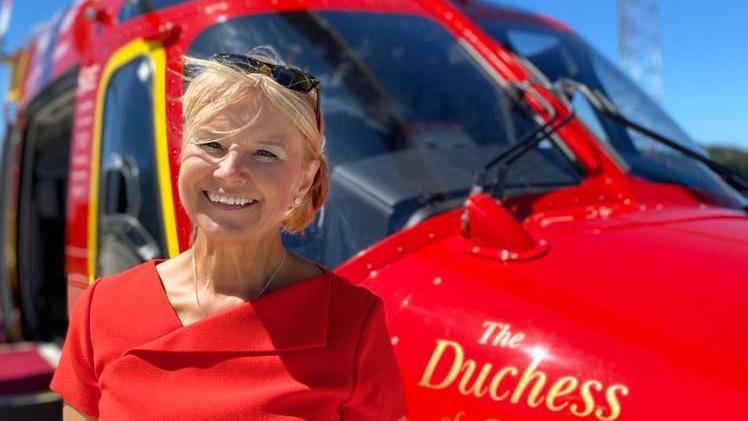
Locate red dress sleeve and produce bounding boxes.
[49,280,101,417]
[341,296,408,420]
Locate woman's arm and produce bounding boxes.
[340,297,408,420]
[63,401,98,421]
[51,282,103,419]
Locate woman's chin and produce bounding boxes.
[195,218,260,243]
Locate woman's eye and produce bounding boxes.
[199,141,222,151]
[256,149,278,159]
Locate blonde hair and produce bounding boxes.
[180,52,329,237]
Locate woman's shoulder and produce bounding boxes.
[89,259,161,304]
[65,260,173,367]
[288,253,381,313]
[83,259,171,337]
[326,270,384,322]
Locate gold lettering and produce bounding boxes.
[508,333,524,349]
[570,379,603,417]
[488,366,519,401]
[458,361,493,397]
[595,384,629,421]
[491,323,512,346]
[510,355,546,407]
[479,321,525,348]
[545,376,578,412]
[419,336,629,420]
[418,340,463,390]
[479,321,501,344]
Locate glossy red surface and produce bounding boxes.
[343,181,748,420]
[9,0,748,419]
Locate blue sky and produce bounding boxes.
[495,0,748,149]
[1,0,746,150]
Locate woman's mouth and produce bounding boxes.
[203,190,257,210]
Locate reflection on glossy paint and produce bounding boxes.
[525,344,551,362]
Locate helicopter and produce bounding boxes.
[0,0,746,419]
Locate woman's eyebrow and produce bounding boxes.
[255,138,288,148]
[194,126,231,138]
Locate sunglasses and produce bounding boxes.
[210,53,322,131]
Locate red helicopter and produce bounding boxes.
[0,0,746,419]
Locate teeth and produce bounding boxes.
[206,191,254,206]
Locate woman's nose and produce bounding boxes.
[213,151,245,184]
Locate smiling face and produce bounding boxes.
[178,94,320,244]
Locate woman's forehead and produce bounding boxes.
[207,97,264,129]
[204,98,300,142]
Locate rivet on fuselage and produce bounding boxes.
[428,232,435,239]
[639,204,647,211]
[433,277,442,285]
[366,263,373,270]
[500,249,509,261]
[397,246,404,253]
[592,229,601,235]
[369,270,378,278]
[391,336,399,345]
[472,246,480,254]
[655,203,663,210]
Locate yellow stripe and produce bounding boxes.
[7,50,30,103]
[151,47,180,259]
[88,39,179,283]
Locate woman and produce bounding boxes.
[50,48,408,420]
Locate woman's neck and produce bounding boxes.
[191,231,286,300]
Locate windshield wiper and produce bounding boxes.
[471,82,576,199]
[555,78,748,195]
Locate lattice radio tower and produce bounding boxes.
[619,0,663,101]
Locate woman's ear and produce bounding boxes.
[296,158,321,198]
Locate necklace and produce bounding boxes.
[191,248,287,317]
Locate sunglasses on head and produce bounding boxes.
[210,53,322,132]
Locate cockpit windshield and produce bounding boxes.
[188,11,583,266]
[476,20,744,206]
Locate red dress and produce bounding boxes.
[50,259,408,420]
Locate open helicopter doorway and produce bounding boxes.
[16,74,75,342]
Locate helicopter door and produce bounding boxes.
[14,75,76,342]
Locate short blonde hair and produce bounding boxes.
[180,52,329,236]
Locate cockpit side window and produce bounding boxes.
[96,56,166,277]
